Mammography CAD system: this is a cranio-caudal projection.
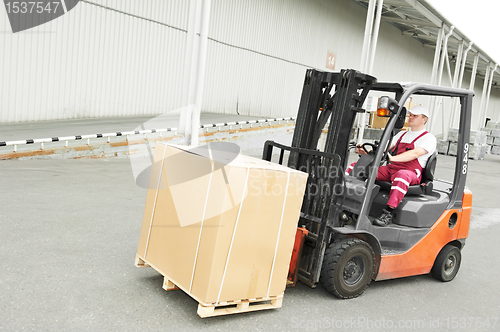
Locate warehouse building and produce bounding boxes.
[1,0,499,139]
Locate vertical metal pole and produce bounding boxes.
[360,0,376,73]
[191,0,212,146]
[459,42,473,88]
[478,63,491,129]
[483,64,498,129]
[184,0,202,145]
[367,0,384,74]
[179,0,198,136]
[452,42,464,88]
[430,26,454,133]
[437,26,454,86]
[357,0,377,145]
[430,26,444,85]
[444,50,453,86]
[443,42,464,140]
[450,42,473,128]
[469,53,479,91]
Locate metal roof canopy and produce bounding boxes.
[352,0,499,89]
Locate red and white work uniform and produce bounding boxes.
[347,129,436,208]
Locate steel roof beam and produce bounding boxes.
[380,16,438,27]
[403,0,442,26]
[359,0,411,6]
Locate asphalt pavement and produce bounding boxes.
[1,126,500,331]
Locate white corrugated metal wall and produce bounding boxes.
[203,0,440,118]
[1,0,499,131]
[0,0,189,122]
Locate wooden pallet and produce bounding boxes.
[135,254,284,318]
[197,296,283,318]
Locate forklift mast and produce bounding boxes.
[263,69,376,286]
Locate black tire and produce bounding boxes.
[431,244,461,282]
[320,237,375,299]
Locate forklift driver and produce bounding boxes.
[349,105,437,227]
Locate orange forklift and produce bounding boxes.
[263,69,473,298]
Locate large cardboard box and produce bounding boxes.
[136,143,308,307]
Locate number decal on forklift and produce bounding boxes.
[462,143,469,174]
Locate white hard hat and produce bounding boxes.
[409,105,430,117]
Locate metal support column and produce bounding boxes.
[360,0,376,73]
[430,26,444,85]
[437,26,454,86]
[450,42,473,128]
[190,0,212,146]
[478,63,492,130]
[452,42,464,88]
[459,42,473,88]
[469,53,480,90]
[483,64,498,129]
[430,26,454,133]
[442,41,464,140]
[358,0,383,144]
[182,0,202,143]
[367,0,384,73]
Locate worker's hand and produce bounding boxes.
[356,144,367,155]
[387,152,394,162]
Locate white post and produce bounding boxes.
[450,41,473,128]
[483,64,498,129]
[190,0,212,146]
[179,0,198,136]
[430,26,454,133]
[367,0,384,74]
[360,0,376,73]
[444,50,453,86]
[452,42,464,88]
[469,53,480,91]
[184,0,202,145]
[478,64,492,129]
[357,0,378,145]
[437,26,454,86]
[459,42,473,88]
[430,26,444,84]
[442,42,464,140]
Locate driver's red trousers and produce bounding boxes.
[346,163,420,208]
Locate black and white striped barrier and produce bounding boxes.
[0,117,296,152]
[0,128,177,153]
[199,117,296,129]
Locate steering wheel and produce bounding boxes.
[361,142,377,155]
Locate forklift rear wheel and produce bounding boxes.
[431,244,461,282]
[320,237,375,299]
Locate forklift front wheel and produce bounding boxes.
[320,237,375,299]
[431,244,462,282]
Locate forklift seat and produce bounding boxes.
[376,152,437,196]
